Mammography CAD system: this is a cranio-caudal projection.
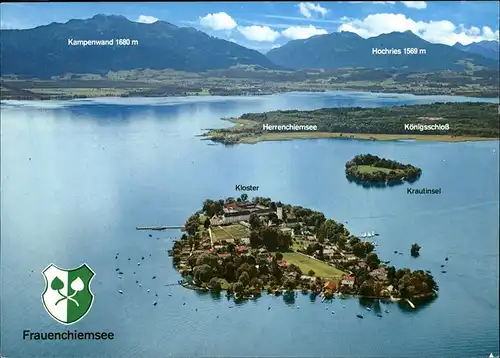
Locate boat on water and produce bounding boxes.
[153,301,157,306]
[384,309,390,313]
[366,307,371,311]
[118,290,123,294]
[356,314,364,319]
[377,313,383,318]
[406,299,416,309]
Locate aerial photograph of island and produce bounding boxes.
[1,1,499,358]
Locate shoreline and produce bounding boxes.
[203,119,499,144]
[212,131,499,144]
[2,87,499,102]
[203,103,500,144]
[181,281,437,303]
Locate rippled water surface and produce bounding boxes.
[1,92,499,357]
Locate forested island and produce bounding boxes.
[203,102,499,145]
[170,196,438,303]
[345,154,422,186]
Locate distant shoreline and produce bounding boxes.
[207,128,498,144]
[1,88,499,101]
[1,78,499,101]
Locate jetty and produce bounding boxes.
[136,225,184,231]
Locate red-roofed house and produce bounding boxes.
[324,281,337,291]
[277,260,288,268]
[236,245,249,254]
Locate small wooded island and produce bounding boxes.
[202,102,499,145]
[170,196,438,303]
[345,154,422,186]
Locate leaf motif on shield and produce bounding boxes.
[41,263,95,325]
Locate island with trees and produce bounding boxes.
[202,102,499,145]
[169,195,438,303]
[345,154,422,186]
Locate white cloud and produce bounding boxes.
[338,13,499,45]
[199,12,237,30]
[348,1,395,4]
[237,25,281,42]
[282,25,328,40]
[350,1,427,6]
[401,1,427,9]
[264,14,341,24]
[298,3,329,18]
[136,15,158,24]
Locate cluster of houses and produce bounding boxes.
[171,199,392,295]
[209,201,281,226]
[209,201,296,238]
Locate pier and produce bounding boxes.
[136,226,184,231]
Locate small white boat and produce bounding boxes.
[118,290,123,294]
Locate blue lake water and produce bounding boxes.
[1,92,499,357]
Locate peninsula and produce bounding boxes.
[345,154,422,186]
[170,195,438,302]
[202,102,499,144]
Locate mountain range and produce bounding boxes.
[453,40,499,61]
[0,15,498,78]
[0,14,280,78]
[267,31,498,71]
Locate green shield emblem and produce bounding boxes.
[41,263,95,325]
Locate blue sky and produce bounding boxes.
[1,1,499,51]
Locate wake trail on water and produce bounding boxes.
[346,200,499,221]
